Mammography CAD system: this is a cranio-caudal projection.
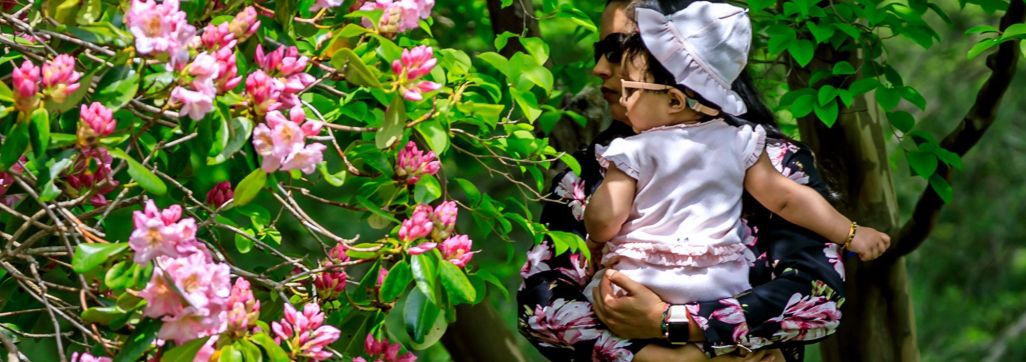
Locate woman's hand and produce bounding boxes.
[590,269,666,339]
[848,225,891,261]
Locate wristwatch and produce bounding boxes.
[665,305,690,345]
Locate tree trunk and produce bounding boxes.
[788,45,919,362]
[486,0,540,57]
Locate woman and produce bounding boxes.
[517,0,846,361]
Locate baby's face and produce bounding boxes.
[619,56,673,132]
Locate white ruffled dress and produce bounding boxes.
[584,119,765,304]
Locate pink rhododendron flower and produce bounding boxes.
[225,277,260,336]
[205,181,233,207]
[214,47,241,92]
[140,252,231,344]
[41,54,81,104]
[70,352,112,362]
[395,141,440,185]
[252,107,325,174]
[439,234,476,268]
[433,200,457,229]
[313,267,348,300]
[328,243,350,263]
[360,0,434,34]
[359,334,417,362]
[79,102,116,138]
[407,242,436,255]
[399,204,434,242]
[171,86,215,121]
[228,6,260,41]
[310,0,343,12]
[245,70,283,116]
[12,60,40,112]
[272,303,341,362]
[128,200,203,264]
[124,0,196,58]
[392,45,440,101]
[200,22,236,51]
[193,335,218,362]
[254,45,315,108]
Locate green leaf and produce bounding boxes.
[318,163,347,187]
[403,288,447,349]
[788,39,815,67]
[0,122,29,171]
[875,86,902,111]
[965,25,998,35]
[902,86,927,110]
[218,344,243,362]
[836,89,855,108]
[208,117,254,165]
[557,4,597,33]
[477,52,510,77]
[81,306,129,326]
[234,231,254,254]
[415,119,449,155]
[0,76,12,103]
[493,31,518,52]
[331,48,382,88]
[908,150,938,177]
[235,340,262,362]
[413,175,442,204]
[547,230,583,257]
[790,93,815,118]
[94,65,139,111]
[28,108,50,159]
[73,242,129,273]
[807,22,835,43]
[411,252,440,305]
[934,147,963,170]
[51,67,99,113]
[251,334,289,362]
[848,78,880,95]
[39,153,74,202]
[814,100,839,127]
[376,96,406,149]
[381,260,413,301]
[1000,23,1026,41]
[104,260,133,290]
[929,174,953,203]
[967,38,1000,60]
[832,61,856,75]
[887,111,915,132]
[113,318,160,362]
[233,168,267,206]
[520,37,551,65]
[510,88,542,121]
[455,178,481,206]
[438,261,475,305]
[160,337,210,362]
[108,148,167,195]
[817,85,838,106]
[559,153,582,176]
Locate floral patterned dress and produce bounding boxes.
[517,122,846,361]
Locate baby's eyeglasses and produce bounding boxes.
[620,79,673,104]
[593,33,627,63]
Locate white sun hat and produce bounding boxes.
[636,1,751,116]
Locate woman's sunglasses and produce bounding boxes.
[593,33,627,63]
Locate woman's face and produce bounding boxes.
[592,1,632,124]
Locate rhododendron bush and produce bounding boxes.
[0,0,588,360]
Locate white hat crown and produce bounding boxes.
[636,1,752,115]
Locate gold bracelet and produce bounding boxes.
[843,221,858,249]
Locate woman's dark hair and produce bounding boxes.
[622,0,787,140]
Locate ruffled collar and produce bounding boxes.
[638,117,724,134]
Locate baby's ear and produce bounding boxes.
[666,88,688,113]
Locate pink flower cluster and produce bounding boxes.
[354,334,416,362]
[65,148,119,207]
[359,0,435,35]
[313,243,350,300]
[228,6,260,41]
[10,55,81,112]
[79,102,116,139]
[272,303,341,362]
[254,45,316,109]
[170,52,219,120]
[129,200,203,264]
[395,141,440,185]
[225,277,261,337]
[391,46,440,101]
[140,252,231,344]
[0,159,26,206]
[251,107,326,174]
[124,0,195,67]
[131,200,232,344]
[399,201,477,268]
[205,181,233,207]
[70,352,112,362]
[245,70,283,117]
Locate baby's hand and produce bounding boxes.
[848,226,891,261]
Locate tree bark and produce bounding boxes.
[440,303,528,362]
[787,28,918,362]
[486,0,541,57]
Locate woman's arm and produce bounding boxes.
[584,165,636,243]
[744,151,890,261]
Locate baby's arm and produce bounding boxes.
[744,151,891,260]
[584,165,636,243]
